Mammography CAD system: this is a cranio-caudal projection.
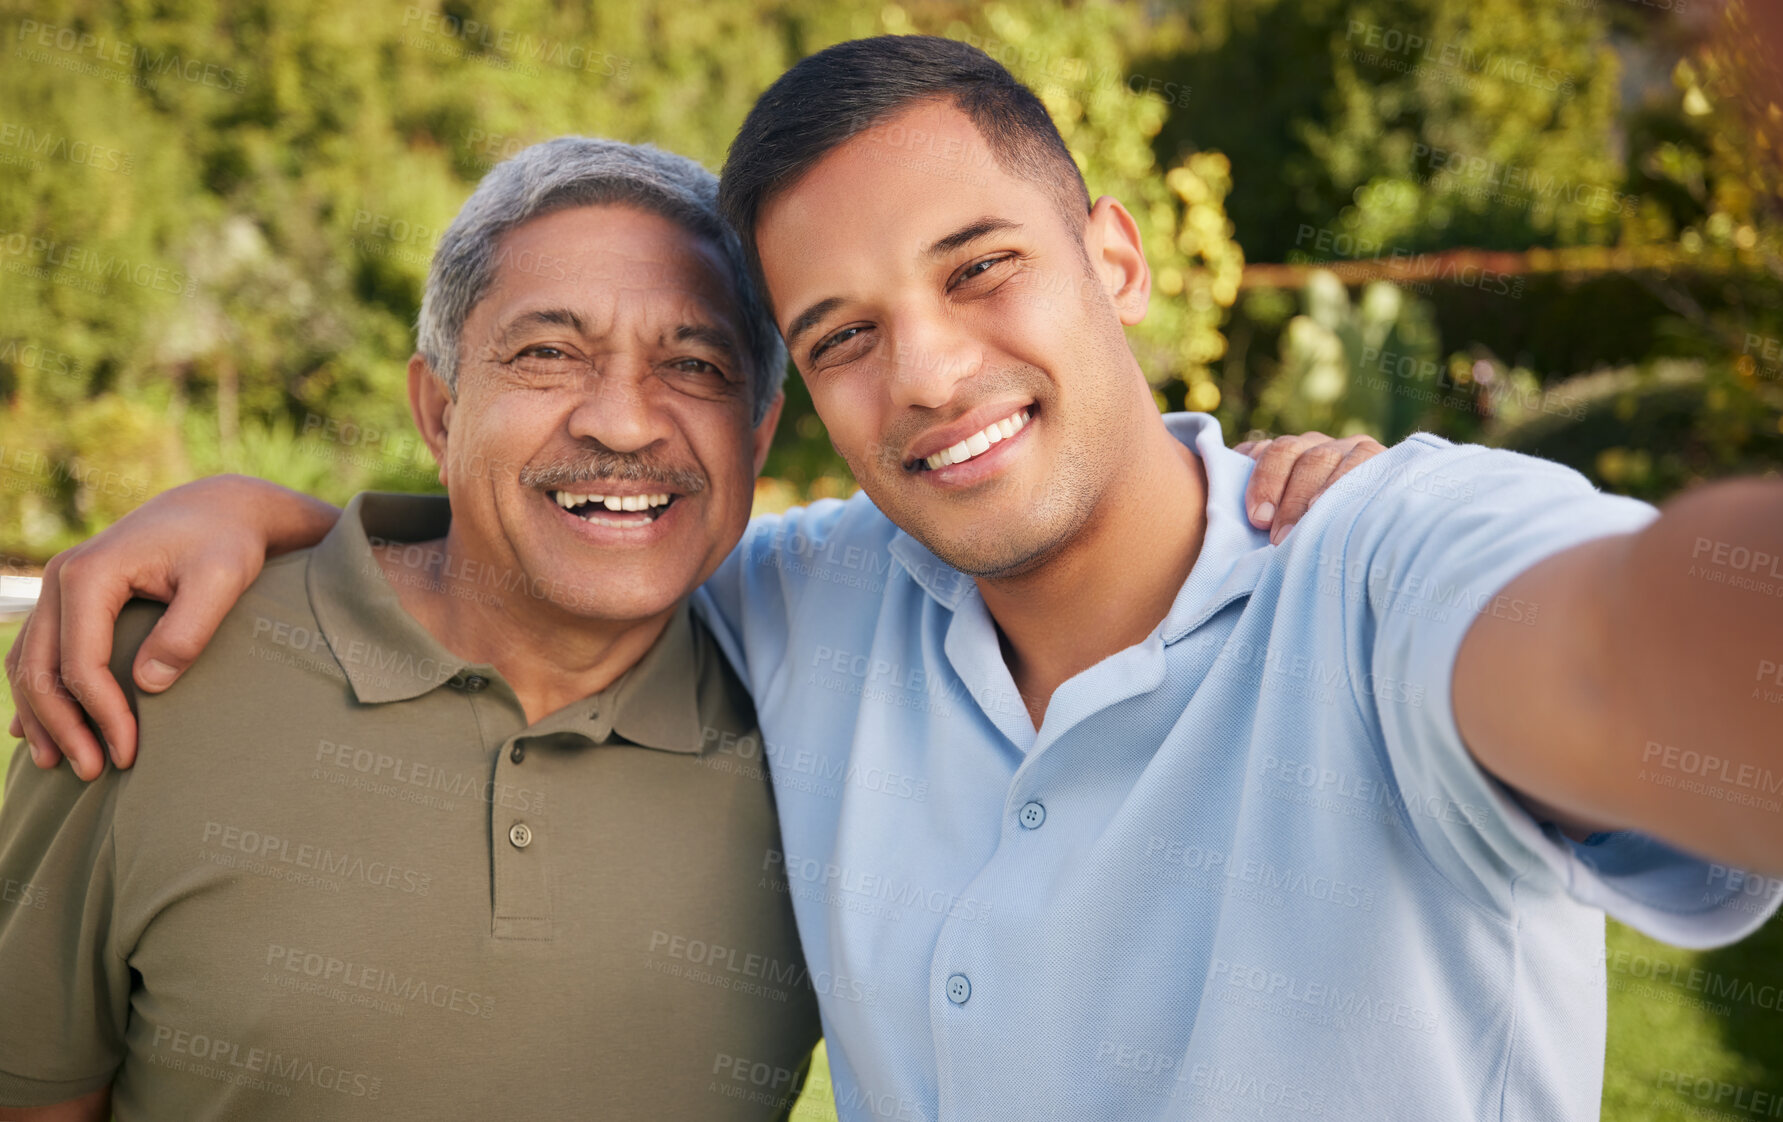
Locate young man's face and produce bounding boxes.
[755,99,1153,578]
[425,203,778,622]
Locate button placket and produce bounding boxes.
[492,724,552,939]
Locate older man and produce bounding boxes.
[0,138,827,1120]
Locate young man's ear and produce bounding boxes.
[752,391,785,478]
[408,353,455,489]
[1084,195,1151,326]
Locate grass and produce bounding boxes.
[0,617,1773,1118]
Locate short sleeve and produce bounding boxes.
[0,746,130,1105]
[1341,437,1781,946]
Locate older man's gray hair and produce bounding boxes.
[417,136,787,423]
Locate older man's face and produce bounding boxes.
[436,203,774,622]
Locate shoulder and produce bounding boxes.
[115,547,323,714]
[734,492,905,592]
[1298,435,1653,551]
[740,492,896,556]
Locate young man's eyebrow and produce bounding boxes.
[924,217,1022,259]
[784,296,845,355]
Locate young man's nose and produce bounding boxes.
[884,315,984,412]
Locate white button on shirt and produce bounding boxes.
[695,413,1781,1121]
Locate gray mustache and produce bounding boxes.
[520,452,707,495]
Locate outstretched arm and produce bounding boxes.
[7,476,339,779]
[1455,478,1783,873]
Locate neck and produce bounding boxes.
[977,414,1207,730]
[376,529,672,725]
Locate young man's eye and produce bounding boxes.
[951,254,1014,290]
[811,325,867,364]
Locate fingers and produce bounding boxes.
[1270,440,1350,545]
[1243,434,1327,528]
[7,609,63,769]
[53,553,141,776]
[132,558,251,699]
[15,560,107,780]
[14,680,66,771]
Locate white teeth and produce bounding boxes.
[922,409,1030,470]
[552,490,676,516]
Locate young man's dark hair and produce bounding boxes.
[717,34,1092,305]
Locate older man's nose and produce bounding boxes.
[567,363,671,454]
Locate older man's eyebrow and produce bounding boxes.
[672,323,741,358]
[925,217,1022,259]
[784,296,845,355]
[499,307,588,344]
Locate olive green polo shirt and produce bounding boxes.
[0,492,820,1119]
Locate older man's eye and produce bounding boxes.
[669,357,724,376]
[518,344,569,361]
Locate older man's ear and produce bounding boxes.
[408,352,455,489]
[753,392,785,478]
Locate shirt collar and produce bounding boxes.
[595,599,709,754]
[886,412,1272,636]
[307,492,469,704]
[306,493,711,753]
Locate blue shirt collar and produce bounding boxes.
[885,412,1272,636]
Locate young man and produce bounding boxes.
[19,35,1774,1122]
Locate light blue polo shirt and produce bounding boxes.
[693,412,1780,1121]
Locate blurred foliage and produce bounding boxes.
[0,0,1777,545]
